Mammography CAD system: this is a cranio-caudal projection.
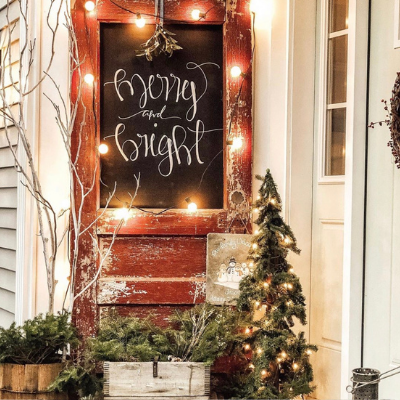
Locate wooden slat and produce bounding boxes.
[0,248,16,271]
[104,362,209,397]
[0,126,18,145]
[0,147,16,168]
[0,208,16,229]
[0,166,17,188]
[101,236,206,278]
[0,308,14,328]
[0,188,17,207]
[0,268,15,293]
[0,228,16,250]
[97,278,206,305]
[0,288,15,313]
[0,1,18,26]
[97,209,227,236]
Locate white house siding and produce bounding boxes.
[0,0,20,328]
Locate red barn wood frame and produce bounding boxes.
[71,0,252,336]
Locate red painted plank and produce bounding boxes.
[100,236,206,278]
[96,209,228,235]
[99,305,193,327]
[97,0,157,23]
[97,279,206,304]
[164,0,225,24]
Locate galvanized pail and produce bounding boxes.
[351,368,380,400]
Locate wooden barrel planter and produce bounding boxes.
[104,362,210,400]
[0,363,67,400]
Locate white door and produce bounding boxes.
[363,0,400,397]
[310,2,348,399]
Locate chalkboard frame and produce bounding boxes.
[71,0,252,336]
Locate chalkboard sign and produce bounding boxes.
[100,23,224,209]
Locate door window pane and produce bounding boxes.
[329,0,349,33]
[327,35,348,104]
[326,108,346,176]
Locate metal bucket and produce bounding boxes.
[352,368,380,400]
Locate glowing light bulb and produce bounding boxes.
[191,9,205,20]
[284,236,292,245]
[255,301,260,307]
[306,349,312,355]
[98,143,109,154]
[257,194,261,200]
[287,283,293,290]
[249,363,255,369]
[252,243,258,249]
[245,327,251,334]
[283,283,288,289]
[230,66,242,78]
[249,262,254,268]
[277,357,282,363]
[254,229,259,235]
[84,73,94,84]
[232,137,243,149]
[244,344,251,351]
[257,348,263,355]
[263,282,269,288]
[293,363,299,370]
[85,1,95,11]
[115,206,129,220]
[135,14,145,28]
[254,207,259,213]
[261,370,267,376]
[270,198,277,205]
[281,351,287,359]
[289,267,294,273]
[185,197,197,212]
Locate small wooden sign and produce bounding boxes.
[206,233,253,305]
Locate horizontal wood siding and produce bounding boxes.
[0,0,19,327]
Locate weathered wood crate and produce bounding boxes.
[104,362,210,400]
[0,363,67,399]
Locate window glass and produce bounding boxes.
[329,0,349,33]
[326,108,346,176]
[327,35,348,104]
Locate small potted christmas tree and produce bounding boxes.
[236,170,317,399]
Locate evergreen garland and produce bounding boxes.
[235,170,317,399]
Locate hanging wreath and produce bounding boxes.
[369,72,400,168]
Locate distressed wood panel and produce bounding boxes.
[97,0,156,23]
[0,188,17,207]
[0,248,16,271]
[97,278,206,305]
[104,362,210,397]
[97,210,227,236]
[99,305,192,327]
[101,236,206,278]
[164,0,225,23]
[0,268,15,292]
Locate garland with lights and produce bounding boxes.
[232,170,317,399]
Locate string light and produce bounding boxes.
[84,1,95,11]
[306,349,312,355]
[281,351,287,359]
[245,327,251,334]
[287,283,293,290]
[284,236,292,245]
[293,363,299,371]
[249,262,254,268]
[263,282,269,288]
[252,243,258,249]
[261,369,267,376]
[244,344,251,351]
[135,13,145,28]
[256,348,263,355]
[230,65,243,78]
[255,300,260,307]
[289,267,294,274]
[191,9,206,20]
[84,73,94,84]
[249,363,255,369]
[232,137,243,149]
[115,206,129,220]
[98,143,109,154]
[254,229,259,235]
[277,357,282,363]
[185,197,197,212]
[270,197,277,205]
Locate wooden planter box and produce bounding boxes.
[104,362,210,400]
[0,363,67,400]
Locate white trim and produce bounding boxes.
[394,0,400,48]
[327,102,347,110]
[329,28,349,39]
[14,0,41,324]
[340,0,369,398]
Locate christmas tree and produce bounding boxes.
[236,170,317,399]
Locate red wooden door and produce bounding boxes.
[71,0,252,336]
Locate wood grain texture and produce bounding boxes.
[100,236,206,278]
[104,362,210,397]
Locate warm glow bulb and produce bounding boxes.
[252,243,258,249]
[257,348,263,355]
[289,267,294,273]
[191,9,204,20]
[232,137,243,149]
[84,73,94,84]
[245,327,251,334]
[98,143,109,154]
[85,1,95,12]
[287,283,293,290]
[254,229,259,235]
[249,363,255,369]
[255,301,260,307]
[263,282,269,288]
[281,351,287,358]
[277,357,282,363]
[261,370,267,376]
[244,344,251,350]
[306,349,312,355]
[249,262,254,268]
[284,236,292,245]
[188,202,197,212]
[293,363,299,370]
[115,206,129,220]
[230,66,242,78]
[135,14,145,28]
